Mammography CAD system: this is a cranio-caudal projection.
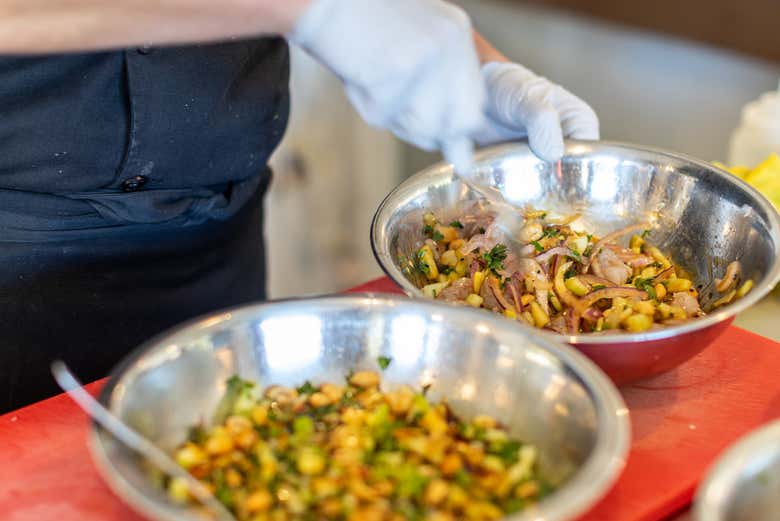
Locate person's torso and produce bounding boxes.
[0,38,290,237]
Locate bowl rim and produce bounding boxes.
[90,293,630,521]
[692,418,780,521]
[370,140,780,346]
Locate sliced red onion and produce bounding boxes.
[578,274,617,287]
[535,247,575,264]
[489,277,513,310]
[652,266,675,282]
[581,307,603,323]
[583,223,650,273]
[715,261,741,292]
[575,287,648,312]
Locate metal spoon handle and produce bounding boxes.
[51,361,237,521]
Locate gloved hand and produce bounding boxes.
[473,62,600,162]
[288,0,486,172]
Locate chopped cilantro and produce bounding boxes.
[421,383,432,396]
[432,230,444,241]
[586,234,593,241]
[531,241,544,252]
[422,224,434,235]
[633,277,657,299]
[542,227,560,239]
[564,266,578,279]
[483,244,508,273]
[450,220,464,229]
[439,266,453,275]
[583,245,593,257]
[641,229,652,239]
[378,356,392,370]
[568,250,583,263]
[494,440,523,465]
[296,381,316,395]
[592,284,606,291]
[415,249,430,275]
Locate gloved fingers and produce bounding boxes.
[553,87,600,140]
[518,99,565,163]
[443,137,475,174]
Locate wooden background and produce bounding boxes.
[512,0,780,63]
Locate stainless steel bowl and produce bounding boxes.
[371,141,780,384]
[91,294,629,521]
[693,419,780,521]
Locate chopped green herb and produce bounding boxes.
[583,245,594,257]
[415,249,430,275]
[633,277,657,299]
[641,229,652,239]
[586,234,593,241]
[423,224,434,235]
[592,284,606,291]
[483,244,508,273]
[296,381,316,395]
[568,251,583,263]
[540,212,547,219]
[494,440,523,465]
[541,227,560,239]
[421,383,432,396]
[439,266,453,275]
[378,356,392,370]
[450,220,464,229]
[531,241,544,252]
[564,266,578,279]
[431,230,445,242]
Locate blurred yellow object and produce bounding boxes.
[714,153,780,210]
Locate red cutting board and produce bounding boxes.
[0,277,778,521]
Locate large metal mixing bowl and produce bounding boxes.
[371,141,780,384]
[91,294,629,521]
[693,419,780,521]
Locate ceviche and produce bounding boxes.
[404,210,752,334]
[165,361,551,520]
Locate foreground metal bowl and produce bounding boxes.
[91,294,629,521]
[371,141,780,384]
[693,419,780,521]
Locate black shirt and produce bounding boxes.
[0,38,290,240]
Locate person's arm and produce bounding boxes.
[0,0,310,54]
[473,31,509,64]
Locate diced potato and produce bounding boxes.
[449,239,466,252]
[454,260,468,277]
[309,392,331,408]
[624,313,653,332]
[440,453,463,476]
[667,278,692,292]
[633,300,656,316]
[520,294,535,306]
[440,249,458,267]
[655,283,667,300]
[175,443,207,469]
[466,294,484,308]
[435,225,459,244]
[245,489,274,513]
[297,447,326,476]
[418,245,439,280]
[423,282,449,299]
[320,383,344,402]
[350,370,381,389]
[425,479,450,506]
[205,428,234,455]
[630,235,644,252]
[640,266,658,278]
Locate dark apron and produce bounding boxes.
[0,40,290,411]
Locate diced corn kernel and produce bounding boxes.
[418,245,439,280]
[449,239,466,251]
[516,481,540,499]
[736,279,754,298]
[440,453,463,476]
[437,273,449,283]
[549,293,563,312]
[624,313,653,332]
[473,415,497,429]
[425,479,450,506]
[713,290,737,308]
[349,370,380,389]
[440,249,458,267]
[320,383,344,402]
[447,271,460,282]
[225,468,243,488]
[647,246,672,268]
[251,404,269,426]
[465,501,504,520]
[309,392,331,408]
[245,489,273,513]
[466,293,484,307]
[205,428,234,455]
[655,283,667,300]
[670,305,687,320]
[667,278,692,292]
[297,447,326,476]
[473,270,487,293]
[595,317,604,332]
[630,235,645,252]
[482,455,505,473]
[423,212,437,227]
[564,276,589,297]
[657,303,672,319]
[167,477,190,503]
[454,261,468,277]
[529,301,550,328]
[226,415,253,435]
[421,409,449,437]
[503,308,517,319]
[633,300,656,316]
[435,225,459,244]
[520,294,535,306]
[175,443,207,469]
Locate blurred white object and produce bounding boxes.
[475,62,600,162]
[288,0,485,169]
[728,79,780,167]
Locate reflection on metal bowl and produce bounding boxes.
[371,141,780,384]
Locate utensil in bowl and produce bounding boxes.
[52,361,236,521]
[693,419,780,521]
[90,294,629,521]
[371,141,780,384]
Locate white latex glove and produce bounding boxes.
[474,62,600,162]
[288,0,486,172]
